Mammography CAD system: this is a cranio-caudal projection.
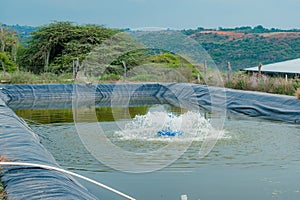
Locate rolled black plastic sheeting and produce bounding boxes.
[0,96,98,199]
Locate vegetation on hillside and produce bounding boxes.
[4,23,300,73]
[1,22,300,97]
[181,25,300,71]
[181,25,300,35]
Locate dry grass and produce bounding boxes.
[0,156,9,162]
[0,72,74,84]
[224,72,299,96]
[296,88,300,99]
[0,155,8,200]
[0,187,6,200]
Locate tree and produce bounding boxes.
[0,25,5,52]
[0,23,18,53]
[253,25,267,33]
[83,32,147,77]
[0,22,18,73]
[19,21,119,74]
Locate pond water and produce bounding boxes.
[14,99,300,200]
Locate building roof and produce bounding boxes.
[243,58,300,74]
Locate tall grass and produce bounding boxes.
[0,155,7,200]
[0,70,299,98]
[224,72,299,96]
[296,88,300,99]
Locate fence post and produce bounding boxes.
[227,61,232,81]
[203,60,207,79]
[197,73,200,84]
[122,60,127,82]
[258,62,262,77]
[73,58,80,79]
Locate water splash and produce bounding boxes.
[115,111,224,142]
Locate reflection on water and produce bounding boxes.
[15,105,186,124]
[15,106,150,124]
[14,103,300,200]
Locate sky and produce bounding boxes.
[1,0,300,29]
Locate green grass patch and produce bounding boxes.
[99,73,121,81]
[128,74,160,82]
[0,72,74,84]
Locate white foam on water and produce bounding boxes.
[115,111,227,142]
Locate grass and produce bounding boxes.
[0,181,5,200]
[0,71,74,84]
[296,88,300,99]
[224,72,299,96]
[0,156,7,200]
[99,73,121,81]
[194,70,300,98]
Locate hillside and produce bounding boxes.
[183,27,300,71]
[5,24,300,72]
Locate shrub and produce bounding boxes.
[0,52,18,72]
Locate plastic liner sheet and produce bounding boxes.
[7,97,170,110]
[0,83,167,101]
[2,83,300,123]
[0,83,300,199]
[224,88,300,123]
[0,97,97,199]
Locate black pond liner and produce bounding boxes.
[0,83,299,199]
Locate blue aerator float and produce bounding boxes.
[157,113,184,137]
[157,130,184,137]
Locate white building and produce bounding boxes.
[243,58,300,77]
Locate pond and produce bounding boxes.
[14,97,300,200]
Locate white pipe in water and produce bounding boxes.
[0,162,135,200]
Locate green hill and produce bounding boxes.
[182,26,300,71]
[5,24,300,72]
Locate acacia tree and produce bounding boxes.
[19,21,119,74]
[83,32,148,78]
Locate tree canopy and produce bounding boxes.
[18,21,119,73]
